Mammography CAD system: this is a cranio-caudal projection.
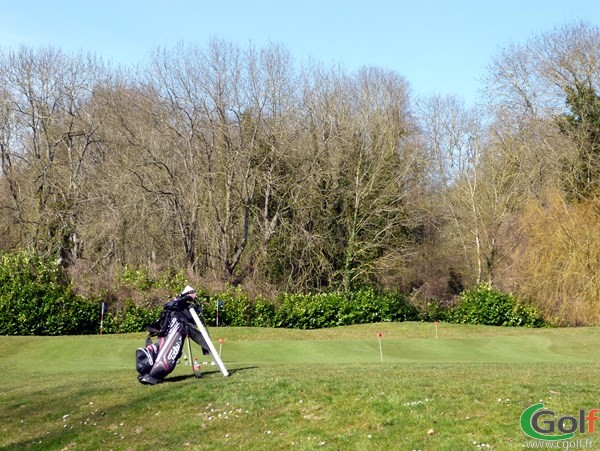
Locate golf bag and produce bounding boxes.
[136,289,210,385]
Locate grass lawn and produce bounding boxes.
[1,322,599,450]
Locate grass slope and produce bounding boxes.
[1,323,599,450]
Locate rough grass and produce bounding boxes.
[1,322,599,450]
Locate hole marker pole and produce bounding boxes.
[376,332,383,362]
[100,302,106,335]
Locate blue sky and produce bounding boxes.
[2,1,600,105]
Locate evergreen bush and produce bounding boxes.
[0,251,100,335]
[449,284,546,327]
[0,252,548,335]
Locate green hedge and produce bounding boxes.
[101,302,163,334]
[0,251,547,335]
[270,289,418,329]
[0,251,100,335]
[449,284,546,327]
[186,287,416,329]
[102,287,419,332]
[111,285,545,332]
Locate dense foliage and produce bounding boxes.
[0,252,99,335]
[199,287,419,329]
[449,285,546,327]
[0,252,546,335]
[101,302,163,334]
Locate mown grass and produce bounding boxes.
[1,322,599,450]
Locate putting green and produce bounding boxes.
[221,335,599,365]
[2,323,599,374]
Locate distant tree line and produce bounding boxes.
[1,22,600,325]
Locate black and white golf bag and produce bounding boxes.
[136,287,210,385]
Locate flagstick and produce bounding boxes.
[435,321,439,339]
[376,332,383,362]
[100,302,105,335]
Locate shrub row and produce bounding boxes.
[0,252,546,335]
[198,287,419,329]
[448,284,546,327]
[197,285,545,329]
[0,252,98,335]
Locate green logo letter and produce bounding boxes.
[520,403,575,441]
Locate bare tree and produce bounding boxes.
[419,95,522,286]
[0,47,106,264]
[485,21,600,200]
[482,21,600,322]
[282,64,424,291]
[104,40,302,285]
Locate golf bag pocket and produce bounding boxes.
[136,343,157,376]
[139,318,184,384]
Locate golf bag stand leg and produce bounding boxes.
[189,306,230,377]
[186,335,193,367]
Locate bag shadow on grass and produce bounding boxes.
[165,366,258,382]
